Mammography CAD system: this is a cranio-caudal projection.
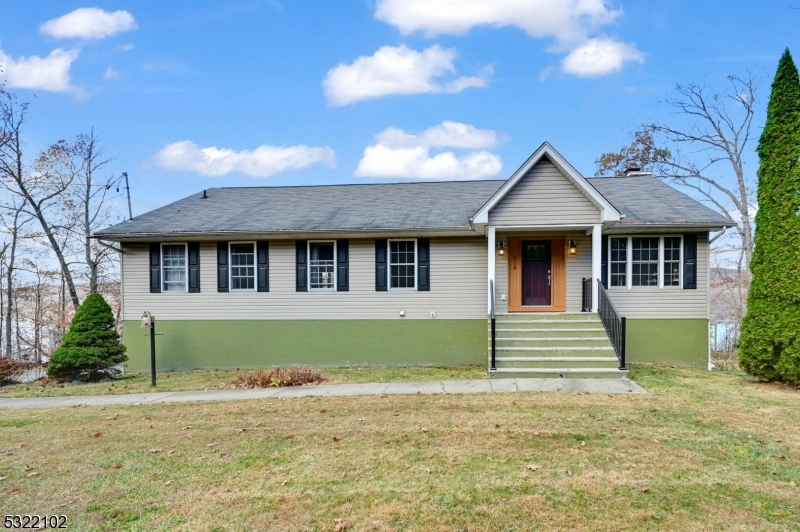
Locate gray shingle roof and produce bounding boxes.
[95,181,506,237]
[96,175,733,239]
[587,176,733,227]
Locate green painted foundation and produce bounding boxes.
[625,319,709,368]
[122,319,487,373]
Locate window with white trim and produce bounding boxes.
[609,238,627,287]
[632,237,659,286]
[663,237,682,286]
[230,243,255,290]
[608,236,682,289]
[389,240,416,289]
[162,244,187,292]
[309,241,335,290]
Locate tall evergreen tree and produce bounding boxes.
[739,49,800,383]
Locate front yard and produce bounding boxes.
[0,365,487,399]
[1,366,798,531]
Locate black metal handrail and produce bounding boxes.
[581,277,592,312]
[489,279,496,371]
[597,279,626,370]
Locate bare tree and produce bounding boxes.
[595,75,757,272]
[69,130,120,294]
[0,196,30,357]
[0,91,82,310]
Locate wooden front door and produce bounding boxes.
[521,240,551,306]
[507,236,566,312]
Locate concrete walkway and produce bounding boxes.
[0,378,646,409]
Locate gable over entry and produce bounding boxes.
[478,143,620,314]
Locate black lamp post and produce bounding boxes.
[141,311,157,386]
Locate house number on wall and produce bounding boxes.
[512,253,517,271]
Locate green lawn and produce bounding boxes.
[1,366,798,531]
[0,365,487,398]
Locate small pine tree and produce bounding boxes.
[48,293,127,380]
[739,48,800,383]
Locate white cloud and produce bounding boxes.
[152,141,336,178]
[323,45,488,106]
[120,44,135,52]
[103,66,121,80]
[375,121,498,150]
[374,0,643,77]
[40,8,136,40]
[375,0,618,45]
[0,48,79,92]
[355,121,503,180]
[561,38,644,76]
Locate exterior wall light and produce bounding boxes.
[568,240,578,256]
[497,240,506,257]
[140,311,153,328]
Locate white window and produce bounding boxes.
[162,244,187,292]
[632,237,659,287]
[309,241,335,290]
[609,238,627,287]
[663,237,682,286]
[389,240,416,289]
[230,243,255,290]
[608,236,682,289]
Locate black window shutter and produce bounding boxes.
[683,234,698,289]
[417,238,430,291]
[375,239,388,291]
[296,240,308,292]
[149,243,161,293]
[336,240,349,291]
[601,235,608,288]
[257,241,269,292]
[217,242,229,292]
[188,242,200,293]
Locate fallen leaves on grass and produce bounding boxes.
[149,449,162,454]
[526,464,540,471]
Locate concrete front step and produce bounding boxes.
[490,367,628,379]
[495,360,621,370]
[493,328,607,335]
[496,356,620,363]
[495,338,612,348]
[497,346,614,352]
[495,313,596,321]
[494,322,602,330]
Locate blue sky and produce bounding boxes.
[0,1,797,216]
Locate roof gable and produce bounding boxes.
[472,142,621,225]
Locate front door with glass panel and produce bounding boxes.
[521,240,551,306]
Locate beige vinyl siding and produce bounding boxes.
[605,233,709,319]
[122,238,488,321]
[488,158,600,226]
[494,232,590,314]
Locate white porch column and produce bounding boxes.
[487,226,496,314]
[591,224,602,312]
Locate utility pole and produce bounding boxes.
[122,172,133,220]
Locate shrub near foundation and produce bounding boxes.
[47,293,127,380]
[234,367,325,388]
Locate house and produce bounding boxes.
[95,143,733,377]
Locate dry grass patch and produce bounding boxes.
[0,365,485,398]
[0,366,798,531]
[235,367,326,388]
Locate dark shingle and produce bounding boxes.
[587,176,733,227]
[96,181,506,237]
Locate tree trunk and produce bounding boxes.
[4,210,21,358]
